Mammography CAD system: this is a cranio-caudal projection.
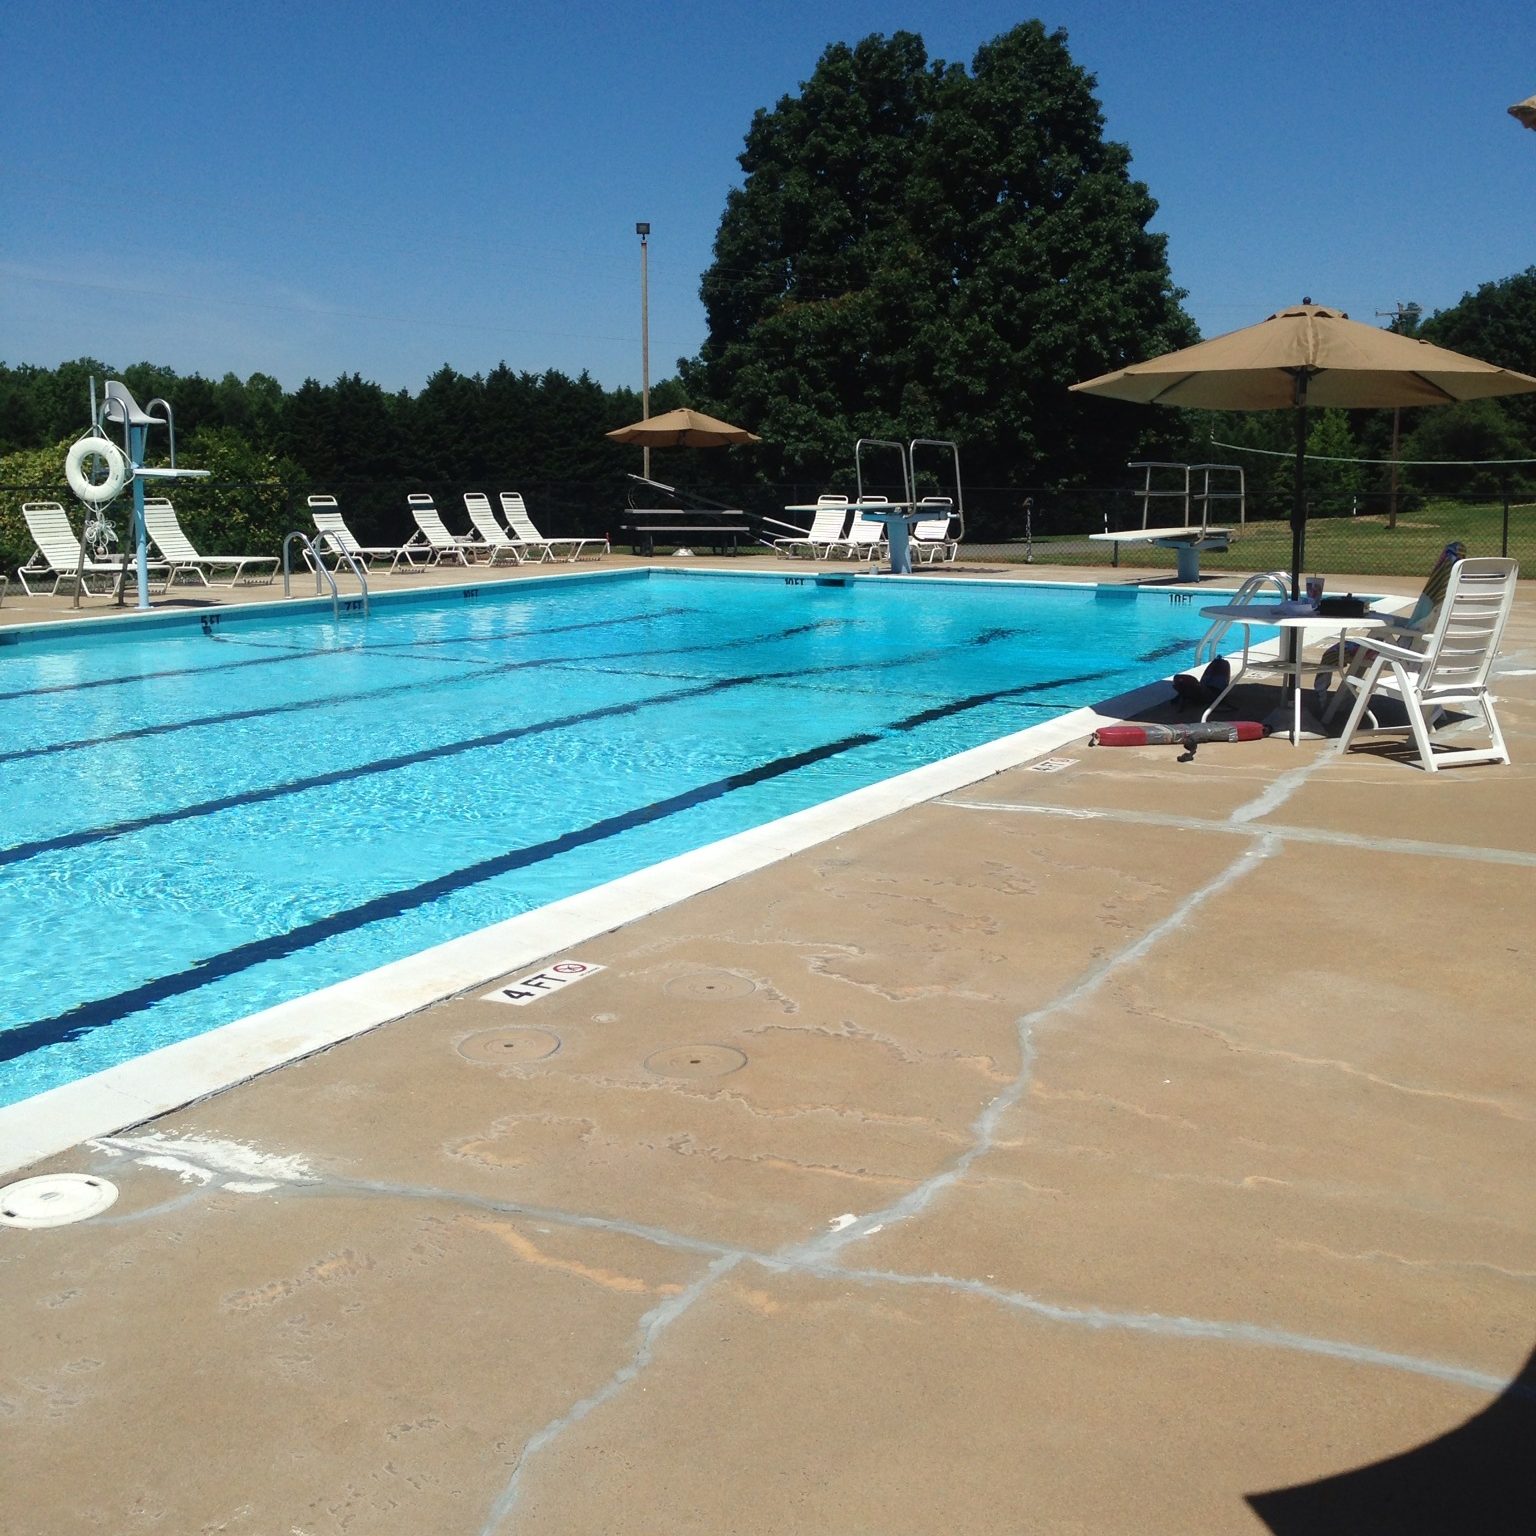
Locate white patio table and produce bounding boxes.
[1198,603,1391,744]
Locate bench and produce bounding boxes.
[626,508,751,556]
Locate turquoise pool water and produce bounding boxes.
[0,570,1214,1105]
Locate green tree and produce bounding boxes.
[1305,408,1363,519]
[0,436,73,574]
[683,23,1196,489]
[1198,410,1293,520]
[1420,268,1536,446]
[1402,400,1533,500]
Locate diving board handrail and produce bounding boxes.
[910,437,964,542]
[855,438,912,509]
[1188,463,1246,526]
[1127,461,1194,531]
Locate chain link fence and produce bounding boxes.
[948,482,1534,578]
[5,475,1531,585]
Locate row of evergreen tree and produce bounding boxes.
[0,358,692,490]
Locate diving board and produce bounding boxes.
[1090,461,1243,582]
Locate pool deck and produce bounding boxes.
[3,556,1533,1534]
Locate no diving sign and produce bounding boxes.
[483,959,605,1006]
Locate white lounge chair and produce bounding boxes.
[142,497,277,587]
[461,493,528,565]
[499,492,607,563]
[307,495,423,571]
[16,501,167,596]
[909,497,959,564]
[841,498,888,563]
[403,493,474,568]
[774,495,849,559]
[1335,557,1519,771]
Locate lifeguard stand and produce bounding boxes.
[65,380,210,609]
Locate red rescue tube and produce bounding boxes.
[1091,721,1268,747]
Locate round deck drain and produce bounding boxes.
[644,1043,748,1079]
[0,1174,119,1229]
[663,972,757,1000]
[457,1027,561,1065]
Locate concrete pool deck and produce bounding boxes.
[2,557,1533,1534]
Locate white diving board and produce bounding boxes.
[1092,461,1243,581]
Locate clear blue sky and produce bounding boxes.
[2,0,1532,396]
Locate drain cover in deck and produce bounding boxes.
[663,972,757,1000]
[457,1027,562,1065]
[644,1043,748,1079]
[0,1174,119,1228]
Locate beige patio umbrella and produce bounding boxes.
[1071,301,1536,597]
[1510,94,1536,129]
[605,407,761,448]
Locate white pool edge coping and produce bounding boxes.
[0,667,1184,1177]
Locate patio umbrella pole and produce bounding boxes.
[1289,369,1309,601]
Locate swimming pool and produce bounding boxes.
[0,570,1214,1109]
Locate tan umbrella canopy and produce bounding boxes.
[1071,302,1536,596]
[1510,94,1536,129]
[605,407,761,448]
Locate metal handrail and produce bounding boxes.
[283,530,369,618]
[910,438,965,542]
[854,438,912,507]
[1127,461,1194,530]
[1188,463,1247,526]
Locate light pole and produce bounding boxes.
[1376,302,1420,529]
[636,221,651,480]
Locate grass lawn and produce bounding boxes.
[1019,500,1532,578]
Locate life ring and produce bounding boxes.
[65,436,129,505]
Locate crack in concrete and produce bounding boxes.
[1278,1238,1536,1284]
[779,1259,1521,1398]
[775,841,1281,1274]
[940,797,1536,867]
[1169,1017,1536,1120]
[79,750,1526,1532]
[475,1253,745,1536]
[743,1016,1011,1073]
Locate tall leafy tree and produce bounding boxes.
[1305,408,1363,517]
[683,23,1197,488]
[1419,267,1536,451]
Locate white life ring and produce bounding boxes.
[65,436,129,505]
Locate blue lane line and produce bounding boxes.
[0,674,741,870]
[0,615,849,768]
[0,663,1128,1066]
[0,603,698,703]
[0,727,882,1064]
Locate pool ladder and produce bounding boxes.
[282,531,369,619]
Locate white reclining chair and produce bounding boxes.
[1334,556,1518,771]
[143,497,277,586]
[773,495,849,559]
[841,497,888,563]
[909,497,959,564]
[402,494,475,568]
[499,492,607,563]
[461,493,528,565]
[308,495,424,571]
[17,501,167,596]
